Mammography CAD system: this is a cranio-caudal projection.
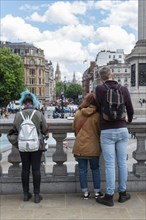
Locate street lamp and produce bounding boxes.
[60,91,64,118]
[64,76,67,98]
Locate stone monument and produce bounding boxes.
[125,0,146,112]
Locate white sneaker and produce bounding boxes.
[83,192,90,199]
[95,191,103,199]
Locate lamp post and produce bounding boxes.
[60,91,64,118]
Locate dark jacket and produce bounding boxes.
[13,108,48,150]
[95,80,134,130]
[72,105,101,157]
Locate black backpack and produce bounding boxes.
[102,83,126,121]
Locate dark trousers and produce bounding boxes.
[19,150,42,194]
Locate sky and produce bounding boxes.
[1,0,138,82]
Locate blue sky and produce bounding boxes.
[1,0,138,82]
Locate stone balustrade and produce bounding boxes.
[0,118,146,194]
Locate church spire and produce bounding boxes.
[55,63,61,82]
[72,72,77,83]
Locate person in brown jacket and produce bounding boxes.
[72,93,103,199]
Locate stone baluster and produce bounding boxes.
[0,133,2,176]
[133,132,146,177]
[52,132,67,176]
[8,146,21,177]
[0,152,2,176]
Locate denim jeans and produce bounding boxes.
[100,128,129,195]
[77,157,101,193]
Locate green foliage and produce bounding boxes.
[66,83,82,101]
[0,47,26,105]
[56,82,65,98]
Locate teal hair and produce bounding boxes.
[19,89,40,108]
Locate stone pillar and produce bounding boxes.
[52,132,67,176]
[138,0,146,41]
[132,133,146,177]
[0,133,2,176]
[125,0,146,110]
[0,152,2,176]
[8,146,21,177]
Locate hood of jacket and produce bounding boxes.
[81,105,97,117]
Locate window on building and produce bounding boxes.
[113,55,115,59]
[119,55,122,58]
[112,69,114,72]
[39,88,41,96]
[30,69,35,75]
[30,49,34,55]
[14,49,20,54]
[118,78,121,82]
[30,87,35,94]
[39,78,41,84]
[109,55,111,58]
[125,78,127,82]
[38,59,41,65]
[39,69,41,76]
[118,69,120,72]
[29,78,35,84]
[30,59,35,65]
[20,49,25,55]
[125,69,127,72]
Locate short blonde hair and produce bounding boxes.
[99,66,112,81]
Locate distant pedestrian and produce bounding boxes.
[139,98,143,107]
[72,93,103,199]
[95,66,134,207]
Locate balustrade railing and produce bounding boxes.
[0,118,146,193]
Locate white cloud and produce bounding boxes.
[95,0,138,30]
[30,1,87,25]
[19,4,40,12]
[52,24,95,41]
[94,25,135,54]
[1,15,42,42]
[34,39,88,64]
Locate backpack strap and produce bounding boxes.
[103,83,109,90]
[116,84,123,106]
[20,111,25,121]
[20,110,36,121]
[30,110,36,120]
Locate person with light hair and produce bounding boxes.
[95,66,134,207]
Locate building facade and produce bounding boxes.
[0,41,55,105]
[95,49,125,67]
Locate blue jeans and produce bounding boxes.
[100,128,129,195]
[77,157,101,193]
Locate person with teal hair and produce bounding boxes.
[19,89,40,108]
[12,89,49,203]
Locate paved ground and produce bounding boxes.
[0,192,146,220]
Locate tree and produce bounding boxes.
[56,82,65,98]
[0,47,26,106]
[66,83,82,103]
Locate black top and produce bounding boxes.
[95,80,134,130]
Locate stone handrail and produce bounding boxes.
[0,118,146,193]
